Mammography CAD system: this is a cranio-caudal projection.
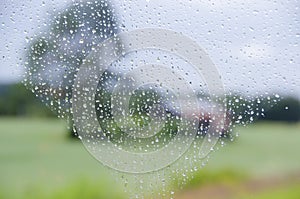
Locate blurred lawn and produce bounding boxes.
[0,117,126,199]
[209,121,300,177]
[0,117,299,199]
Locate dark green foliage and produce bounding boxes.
[226,94,300,123]
[261,97,300,122]
[0,83,55,117]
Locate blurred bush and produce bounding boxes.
[261,97,300,122]
[0,83,55,117]
[226,94,300,123]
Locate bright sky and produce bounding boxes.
[0,0,299,98]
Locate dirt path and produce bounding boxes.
[175,172,300,199]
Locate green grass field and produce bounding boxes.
[0,117,299,199]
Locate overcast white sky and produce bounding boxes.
[0,0,299,98]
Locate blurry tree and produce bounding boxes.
[24,1,121,137]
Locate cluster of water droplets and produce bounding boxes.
[19,1,231,197]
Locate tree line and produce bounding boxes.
[0,83,299,123]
